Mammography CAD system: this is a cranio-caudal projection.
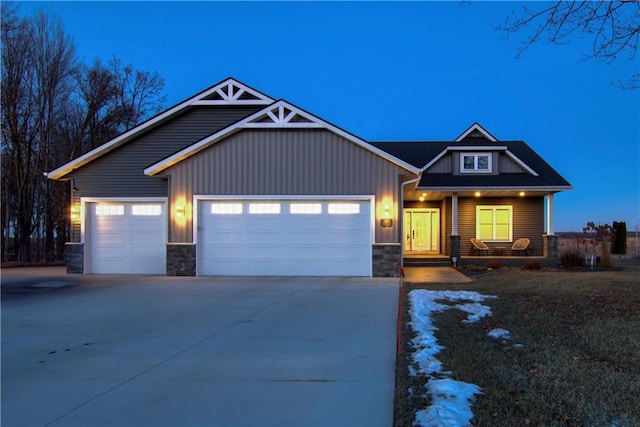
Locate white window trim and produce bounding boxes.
[460,152,492,174]
[476,205,513,242]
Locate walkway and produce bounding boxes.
[402,267,471,283]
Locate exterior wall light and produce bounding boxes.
[176,205,186,217]
[70,205,80,223]
[380,201,393,227]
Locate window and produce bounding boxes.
[211,203,243,214]
[249,203,281,214]
[132,205,162,216]
[328,203,360,215]
[95,205,124,216]
[461,153,492,173]
[290,203,322,214]
[476,206,512,241]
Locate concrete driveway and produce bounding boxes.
[1,269,399,427]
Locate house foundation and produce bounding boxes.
[167,243,196,276]
[372,244,401,277]
[543,234,559,258]
[65,242,84,274]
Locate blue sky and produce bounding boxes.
[21,1,640,232]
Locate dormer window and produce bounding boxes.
[461,153,492,173]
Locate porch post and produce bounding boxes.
[543,192,559,258]
[450,193,460,262]
[546,192,555,235]
[451,193,459,235]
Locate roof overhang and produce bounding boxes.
[421,146,539,176]
[46,78,275,180]
[144,100,421,176]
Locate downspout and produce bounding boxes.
[399,172,423,273]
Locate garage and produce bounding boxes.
[198,199,372,276]
[86,202,167,274]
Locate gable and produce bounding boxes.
[47,78,274,180]
[160,129,411,195]
[145,100,420,176]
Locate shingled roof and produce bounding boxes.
[370,137,571,189]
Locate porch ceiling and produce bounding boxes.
[404,187,551,201]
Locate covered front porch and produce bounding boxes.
[399,186,560,265]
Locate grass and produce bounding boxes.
[395,258,640,427]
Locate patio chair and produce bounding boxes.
[510,238,531,256]
[470,238,490,256]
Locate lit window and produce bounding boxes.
[461,153,492,173]
[476,206,512,241]
[95,205,124,216]
[211,203,243,214]
[132,205,162,216]
[249,203,281,214]
[328,203,360,214]
[290,203,322,214]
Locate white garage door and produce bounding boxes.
[199,199,372,276]
[87,202,167,274]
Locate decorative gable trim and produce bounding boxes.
[47,78,275,180]
[455,122,498,142]
[144,99,420,176]
[422,146,539,176]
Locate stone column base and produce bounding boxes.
[167,243,196,276]
[65,242,84,274]
[449,235,461,263]
[543,234,559,258]
[372,244,401,277]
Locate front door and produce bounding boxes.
[403,209,440,252]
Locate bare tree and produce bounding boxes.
[497,1,640,89]
[1,5,166,263]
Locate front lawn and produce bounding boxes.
[395,259,640,426]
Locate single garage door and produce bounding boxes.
[86,202,167,274]
[199,199,372,276]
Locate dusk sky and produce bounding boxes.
[21,1,640,232]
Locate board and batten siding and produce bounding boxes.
[68,106,261,242]
[162,129,413,243]
[443,197,544,256]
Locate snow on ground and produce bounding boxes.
[408,290,497,427]
[487,328,511,340]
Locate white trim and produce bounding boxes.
[415,186,572,192]
[421,146,539,176]
[455,123,498,142]
[80,197,168,244]
[192,195,375,277]
[144,100,421,176]
[460,152,493,174]
[47,78,274,180]
[476,205,513,242]
[546,192,555,235]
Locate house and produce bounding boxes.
[47,78,571,277]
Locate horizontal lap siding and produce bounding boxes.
[445,197,544,256]
[164,129,408,243]
[67,106,260,242]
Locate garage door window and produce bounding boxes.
[249,203,281,214]
[290,203,322,214]
[132,205,162,216]
[328,203,360,214]
[95,205,124,216]
[211,203,243,214]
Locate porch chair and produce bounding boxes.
[470,238,490,256]
[510,238,531,256]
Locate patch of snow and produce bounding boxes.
[408,290,497,427]
[512,343,525,349]
[487,328,511,340]
[415,379,482,427]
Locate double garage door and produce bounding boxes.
[198,199,372,276]
[86,202,167,274]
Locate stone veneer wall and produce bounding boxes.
[167,243,196,276]
[543,234,559,258]
[65,242,84,274]
[372,244,401,277]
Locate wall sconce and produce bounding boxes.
[175,205,186,217]
[380,202,393,227]
[70,205,80,223]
